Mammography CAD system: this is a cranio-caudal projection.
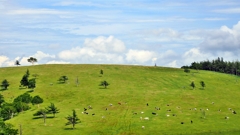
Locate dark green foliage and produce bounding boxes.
[58,76,68,83]
[27,57,37,65]
[46,103,59,117]
[185,57,240,76]
[1,79,10,90]
[13,93,32,104]
[31,95,43,106]
[99,80,109,88]
[184,68,190,73]
[0,94,4,106]
[13,102,30,113]
[28,78,36,89]
[200,81,205,89]
[0,104,16,120]
[20,74,29,88]
[0,119,18,135]
[190,81,195,89]
[100,69,103,75]
[65,110,80,129]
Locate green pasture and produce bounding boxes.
[0,64,240,135]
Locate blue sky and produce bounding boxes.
[0,0,240,67]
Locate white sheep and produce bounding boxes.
[140,117,149,120]
[142,126,145,129]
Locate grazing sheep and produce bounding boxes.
[133,112,138,115]
[152,112,157,115]
[106,108,108,111]
[212,102,214,104]
[228,108,232,111]
[232,110,237,114]
[155,107,160,110]
[118,102,121,105]
[206,108,209,111]
[88,105,92,109]
[181,122,184,124]
[167,104,169,106]
[140,117,149,120]
[225,116,229,119]
[172,114,176,116]
[146,103,149,106]
[218,109,221,112]
[194,108,197,111]
[142,126,145,129]
[167,109,171,112]
[166,114,170,117]
[92,113,95,116]
[102,116,105,118]
[109,103,113,106]
[191,120,193,124]
[84,108,87,111]
[141,111,144,114]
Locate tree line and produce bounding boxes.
[182,57,240,76]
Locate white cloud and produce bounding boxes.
[0,55,9,67]
[46,60,70,64]
[126,49,156,63]
[84,36,126,53]
[214,8,240,14]
[7,8,68,15]
[166,60,178,67]
[33,51,55,60]
[199,21,240,53]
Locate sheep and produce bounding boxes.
[84,108,87,111]
[232,110,237,114]
[102,116,105,118]
[225,116,229,119]
[92,113,95,116]
[146,103,149,106]
[105,108,108,111]
[191,120,193,124]
[166,114,170,117]
[152,112,157,115]
[133,112,138,115]
[140,117,149,120]
[155,107,160,110]
[228,108,232,111]
[181,122,184,124]
[167,109,171,112]
[141,111,144,114]
[142,126,145,129]
[109,103,113,106]
[212,102,214,104]
[118,102,121,105]
[172,114,176,116]
[88,105,92,109]
[206,108,209,111]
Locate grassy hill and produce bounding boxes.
[0,64,240,135]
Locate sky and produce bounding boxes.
[0,0,240,67]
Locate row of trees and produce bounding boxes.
[20,69,36,89]
[182,57,240,76]
[190,81,205,90]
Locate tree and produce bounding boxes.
[200,81,205,89]
[13,101,30,112]
[27,57,37,65]
[184,68,190,73]
[65,110,80,129]
[20,74,29,88]
[1,104,16,120]
[46,103,59,117]
[15,60,20,66]
[190,81,195,90]
[28,78,36,90]
[0,119,18,135]
[33,109,47,124]
[58,76,68,83]
[14,93,32,104]
[100,69,103,75]
[0,94,4,106]
[31,95,43,107]
[99,80,109,88]
[1,79,10,90]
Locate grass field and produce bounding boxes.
[0,64,240,135]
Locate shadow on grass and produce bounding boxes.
[27,89,34,93]
[32,116,55,120]
[99,87,108,89]
[19,87,27,90]
[64,127,75,130]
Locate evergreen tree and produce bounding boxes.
[190,81,195,90]
[99,80,109,88]
[28,78,36,89]
[20,74,29,88]
[65,110,80,129]
[200,81,205,89]
[1,79,10,90]
[58,76,68,83]
[46,103,59,117]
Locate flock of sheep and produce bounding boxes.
[80,101,237,130]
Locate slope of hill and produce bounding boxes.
[0,64,240,135]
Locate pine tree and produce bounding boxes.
[65,110,80,129]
